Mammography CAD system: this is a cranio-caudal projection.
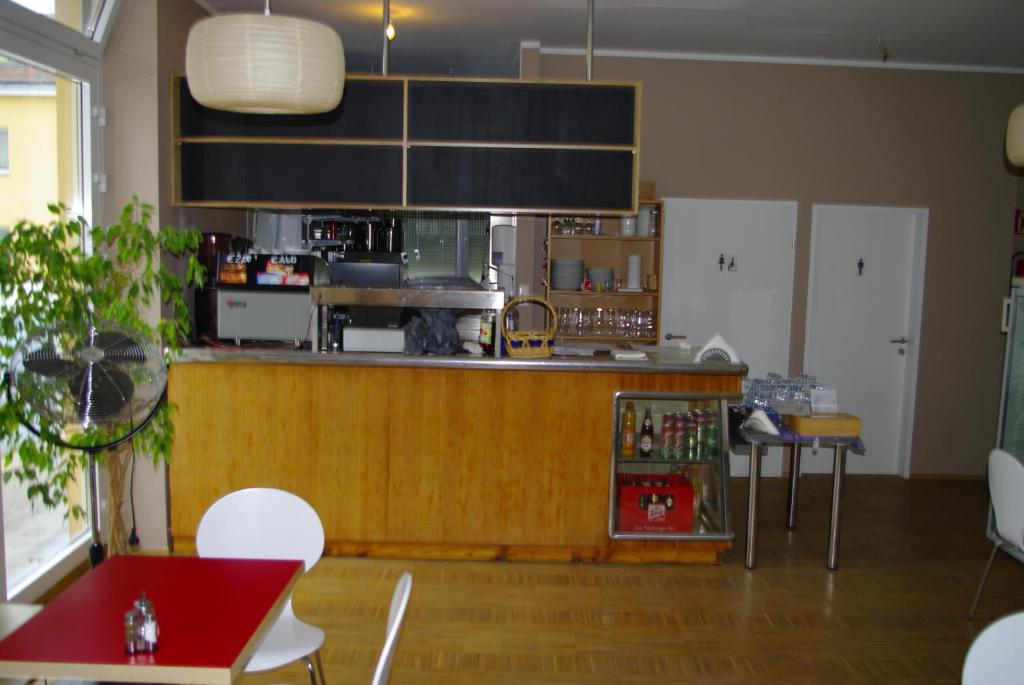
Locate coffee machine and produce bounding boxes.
[193,232,232,342]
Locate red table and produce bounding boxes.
[0,555,303,684]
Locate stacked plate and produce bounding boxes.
[551,259,584,290]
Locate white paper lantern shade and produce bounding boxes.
[1008,104,1024,167]
[186,13,345,115]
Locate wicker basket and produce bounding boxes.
[500,296,556,358]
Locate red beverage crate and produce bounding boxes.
[617,473,694,533]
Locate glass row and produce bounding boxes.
[557,307,656,338]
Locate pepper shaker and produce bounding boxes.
[123,611,139,655]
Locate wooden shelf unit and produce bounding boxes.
[546,200,665,344]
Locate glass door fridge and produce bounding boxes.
[998,284,1024,454]
[992,283,1024,562]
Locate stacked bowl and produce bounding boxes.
[551,259,584,290]
[587,267,614,291]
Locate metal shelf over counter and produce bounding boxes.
[310,285,506,311]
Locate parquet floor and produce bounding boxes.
[239,476,1024,684]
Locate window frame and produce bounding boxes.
[0,0,105,224]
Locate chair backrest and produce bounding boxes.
[196,488,325,572]
[962,610,1024,684]
[370,572,413,685]
[989,449,1024,549]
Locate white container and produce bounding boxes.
[620,216,637,237]
[636,208,651,236]
[626,254,643,289]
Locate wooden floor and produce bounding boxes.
[240,476,1024,685]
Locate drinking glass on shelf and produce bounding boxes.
[571,307,586,336]
[629,309,643,337]
[643,309,656,338]
[557,307,570,335]
[599,307,617,336]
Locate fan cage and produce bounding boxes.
[9,324,167,429]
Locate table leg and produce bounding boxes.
[827,445,848,570]
[745,442,763,569]
[785,443,800,529]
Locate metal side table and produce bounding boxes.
[740,427,865,571]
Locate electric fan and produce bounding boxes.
[5,321,167,566]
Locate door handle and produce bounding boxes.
[889,337,909,344]
[664,333,687,341]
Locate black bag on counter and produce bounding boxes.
[405,309,461,355]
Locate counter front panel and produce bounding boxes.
[168,356,743,563]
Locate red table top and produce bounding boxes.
[0,555,303,685]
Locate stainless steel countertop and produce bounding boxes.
[173,346,748,375]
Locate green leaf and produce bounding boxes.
[0,197,193,513]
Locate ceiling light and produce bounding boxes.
[185,0,345,115]
[386,22,396,41]
[1008,104,1024,167]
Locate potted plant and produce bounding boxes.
[0,197,204,555]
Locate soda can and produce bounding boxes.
[704,409,719,457]
[685,420,698,460]
[694,413,706,458]
[672,413,686,458]
[660,413,674,459]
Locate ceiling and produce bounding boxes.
[196,0,1024,77]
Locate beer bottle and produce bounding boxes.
[638,406,655,458]
[621,401,637,458]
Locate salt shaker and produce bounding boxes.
[142,610,159,652]
[133,592,159,653]
[123,611,139,655]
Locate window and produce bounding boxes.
[8,0,114,41]
[0,50,90,601]
[0,0,113,601]
[0,128,8,173]
[402,211,490,282]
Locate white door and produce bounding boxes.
[663,198,797,476]
[804,205,927,476]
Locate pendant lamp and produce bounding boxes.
[1008,104,1024,167]
[185,0,345,115]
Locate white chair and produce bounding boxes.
[196,488,326,685]
[962,611,1024,684]
[968,448,1024,619]
[370,572,413,685]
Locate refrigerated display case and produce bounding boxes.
[993,283,1024,564]
[999,282,1024,455]
[609,391,738,541]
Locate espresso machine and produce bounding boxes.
[193,232,233,342]
[309,214,408,352]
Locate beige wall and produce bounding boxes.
[103,0,234,551]
[0,95,57,227]
[102,0,165,551]
[539,51,1024,475]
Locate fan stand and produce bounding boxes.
[86,452,104,566]
[3,374,166,567]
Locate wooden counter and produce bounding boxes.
[168,350,744,563]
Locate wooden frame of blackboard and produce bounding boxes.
[173,71,643,211]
